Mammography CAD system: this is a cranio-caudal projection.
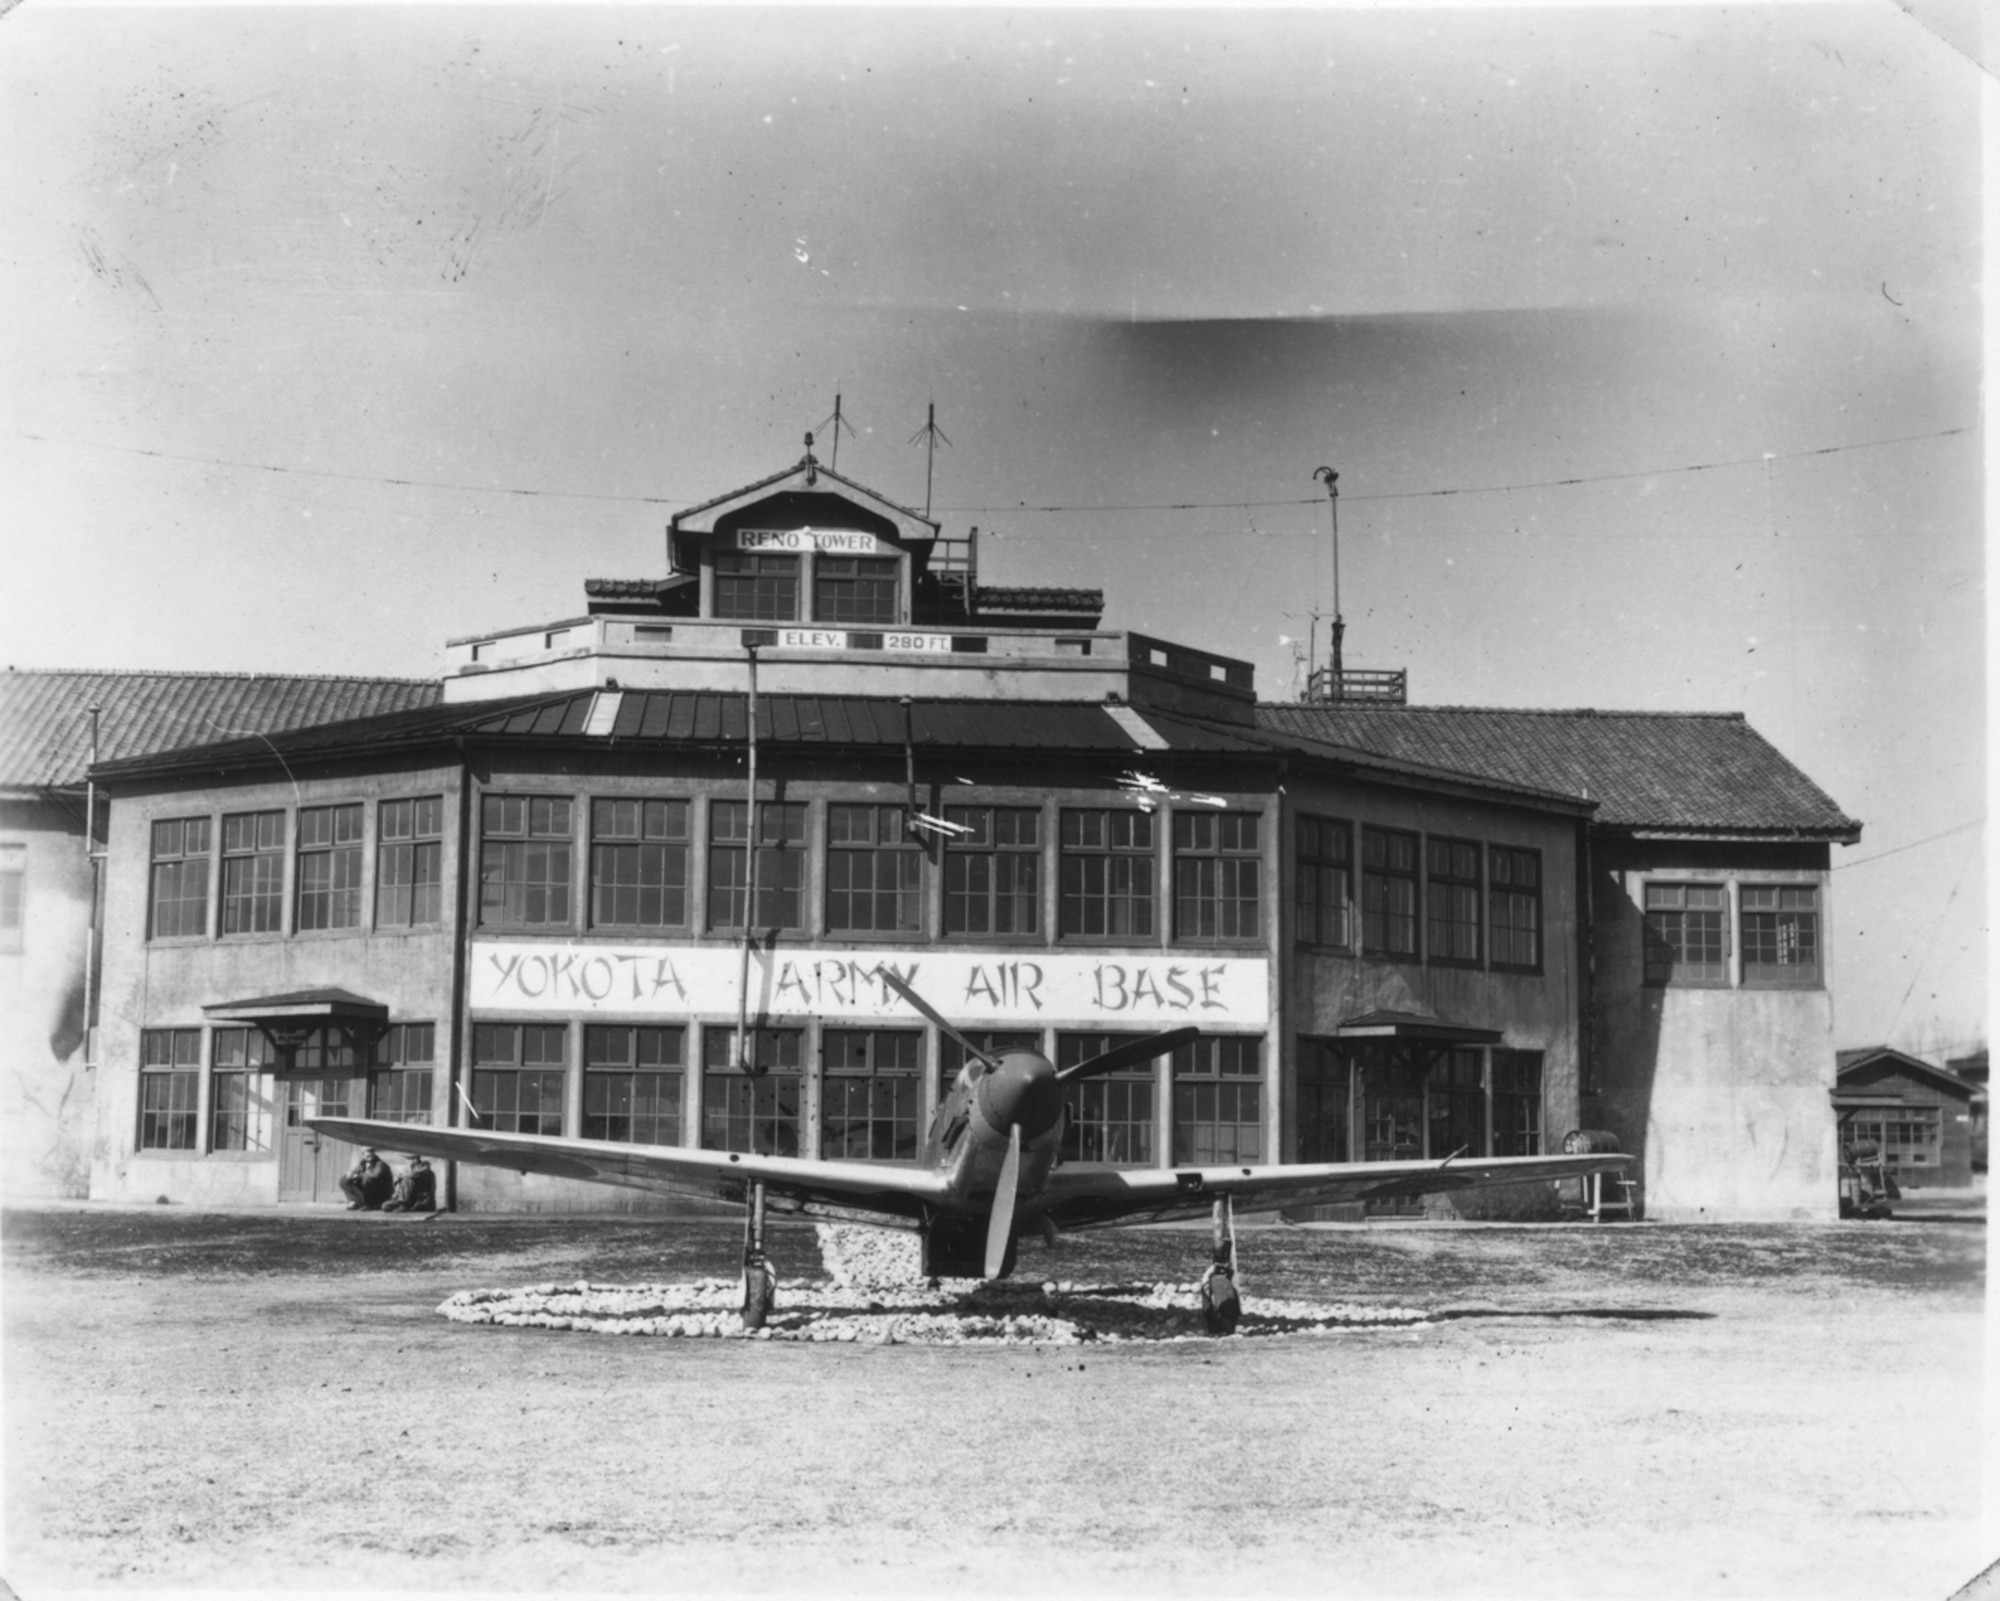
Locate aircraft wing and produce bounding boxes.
[1036,1152,1633,1230]
[305,1118,952,1227]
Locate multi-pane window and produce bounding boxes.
[139,1028,201,1150]
[480,796,573,927]
[470,1022,566,1135]
[938,1031,1040,1102]
[701,1027,802,1156]
[1361,1053,1424,1162]
[708,801,807,931]
[150,818,211,939]
[1057,1032,1156,1165]
[814,555,898,624]
[1644,883,1729,985]
[293,1025,359,1073]
[1489,847,1542,970]
[296,803,364,932]
[220,811,285,935]
[1058,810,1155,938]
[1171,1037,1263,1164]
[712,550,799,620]
[826,804,921,934]
[1425,838,1482,965]
[1492,1049,1543,1157]
[1844,1108,1941,1173]
[821,1029,922,1161]
[1296,816,1352,948]
[0,843,23,947]
[377,797,444,927]
[1741,885,1821,987]
[583,1025,684,1145]
[943,807,1041,936]
[209,1027,275,1153]
[1361,826,1419,958]
[1427,1048,1486,1159]
[370,1023,435,1124]
[591,799,690,930]
[1296,1040,1351,1164]
[1173,812,1261,941]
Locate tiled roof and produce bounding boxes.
[669,454,934,530]
[583,577,696,600]
[1257,704,1859,838]
[0,669,441,791]
[974,586,1106,615]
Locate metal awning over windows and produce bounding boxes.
[202,989,390,1066]
[1331,1011,1505,1047]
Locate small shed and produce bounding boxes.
[1832,1048,1979,1190]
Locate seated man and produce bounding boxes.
[382,1154,437,1214]
[338,1147,394,1211]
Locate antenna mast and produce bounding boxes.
[910,402,952,518]
[1313,466,1343,685]
[814,392,858,472]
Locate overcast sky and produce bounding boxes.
[1,2,1984,1057]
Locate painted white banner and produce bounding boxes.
[469,942,1269,1027]
[732,527,888,554]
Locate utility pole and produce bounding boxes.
[1313,466,1343,690]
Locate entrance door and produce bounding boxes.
[280,1078,362,1202]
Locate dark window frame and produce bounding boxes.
[1172,811,1262,943]
[583,1024,685,1145]
[1643,881,1730,987]
[813,555,900,625]
[1170,1036,1263,1165]
[1426,1047,1486,1159]
[701,1026,803,1155]
[1057,808,1156,941]
[376,796,444,929]
[1491,1049,1543,1157]
[707,799,808,932]
[820,1028,922,1162]
[479,795,574,929]
[1740,883,1822,988]
[942,806,1042,939]
[220,810,285,937]
[1295,815,1353,949]
[296,802,365,933]
[369,1022,436,1124]
[825,803,923,936]
[1425,836,1483,968]
[139,1028,202,1151]
[1489,845,1543,973]
[209,1027,275,1153]
[1057,1032,1158,1166]
[470,1022,566,1135]
[713,550,800,621]
[590,798,691,931]
[148,817,211,940]
[1361,825,1420,960]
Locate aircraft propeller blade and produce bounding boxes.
[1056,1026,1203,1083]
[877,967,1002,1072]
[985,1122,1023,1280]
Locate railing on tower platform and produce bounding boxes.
[1306,666,1408,705]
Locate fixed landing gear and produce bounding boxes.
[1199,1195,1241,1335]
[741,1182,777,1330]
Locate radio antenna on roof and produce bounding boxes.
[814,391,858,472]
[910,401,951,518]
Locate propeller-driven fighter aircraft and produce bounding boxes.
[311,971,1631,1332]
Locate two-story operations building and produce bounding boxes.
[89,455,1605,1215]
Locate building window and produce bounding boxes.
[1643,882,1728,985]
[1427,1048,1486,1159]
[713,550,799,621]
[149,818,211,939]
[701,1027,802,1155]
[1741,885,1821,987]
[296,803,364,932]
[479,795,573,928]
[1844,1108,1940,1173]
[1058,809,1154,939]
[1295,816,1352,948]
[1361,826,1419,959]
[826,804,921,934]
[707,800,807,931]
[583,1025,683,1145]
[139,1028,202,1150]
[821,1029,922,1161]
[1489,846,1542,971]
[1492,1049,1543,1157]
[1171,1036,1262,1164]
[1361,1052,1424,1161]
[590,799,690,930]
[1296,1039,1350,1163]
[943,807,1041,936]
[377,797,444,928]
[0,843,22,950]
[814,555,898,624]
[1057,1032,1156,1165]
[209,1028,275,1153]
[370,1023,435,1124]
[939,1031,1040,1102]
[1426,838,1482,966]
[220,811,285,936]
[1173,812,1261,941]
[470,1022,566,1135]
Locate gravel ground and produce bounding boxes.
[2,1201,1990,1600]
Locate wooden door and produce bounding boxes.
[279,1078,361,1202]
